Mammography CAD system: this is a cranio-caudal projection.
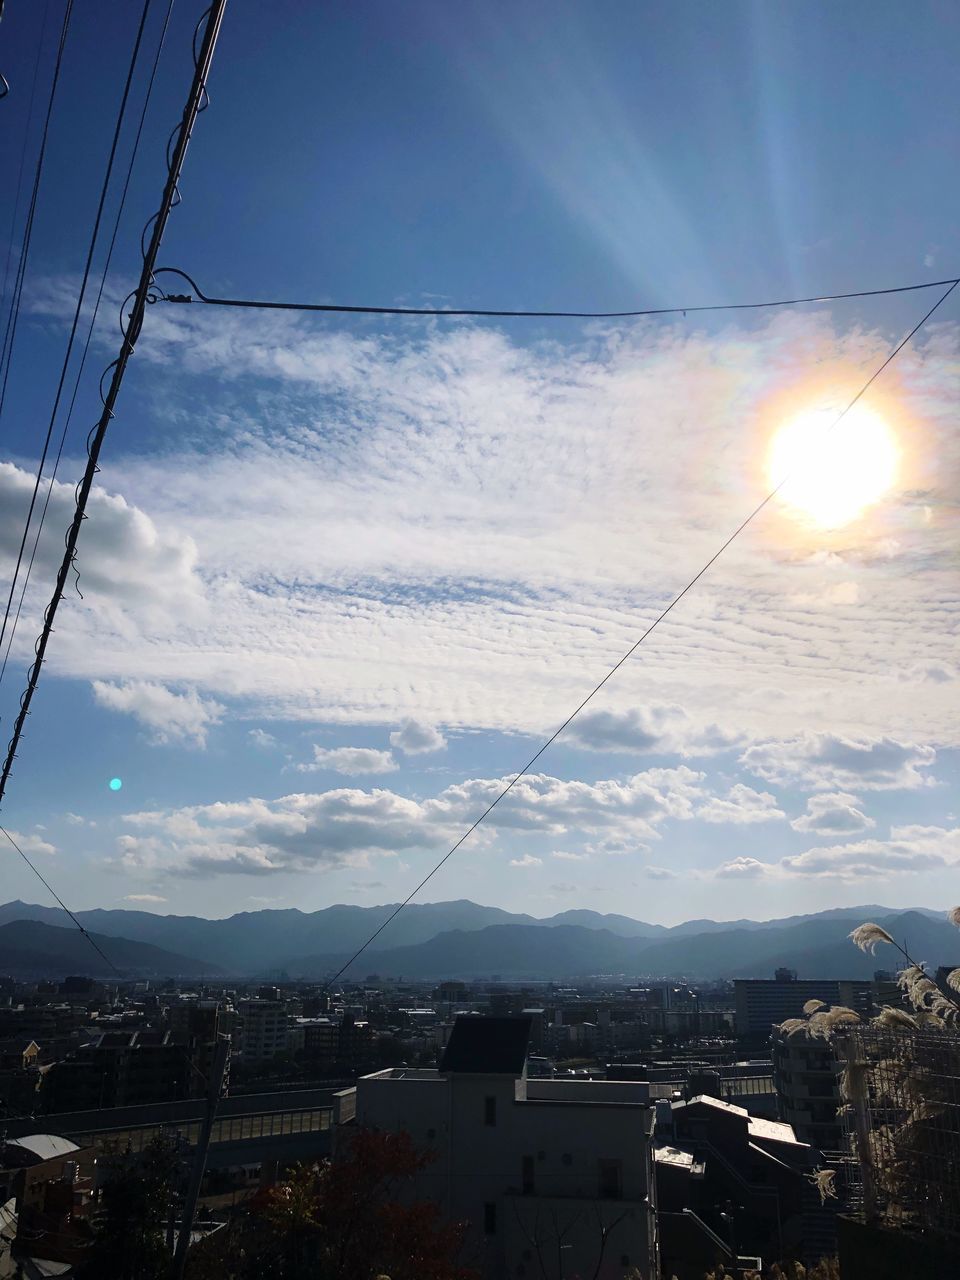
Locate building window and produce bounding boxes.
[522,1155,535,1195]
[484,1202,497,1235]
[561,1152,573,1166]
[484,1095,497,1127]
[598,1159,622,1200]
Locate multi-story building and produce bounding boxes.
[40,1030,194,1111]
[236,999,287,1063]
[771,1028,845,1151]
[334,1015,659,1280]
[734,978,873,1038]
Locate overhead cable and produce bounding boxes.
[0,0,177,690]
[0,0,50,326]
[0,0,73,432]
[0,0,154,674]
[0,824,122,977]
[0,0,224,1000]
[323,279,958,988]
[152,266,960,321]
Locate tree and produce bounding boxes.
[81,1136,182,1280]
[187,1129,477,1280]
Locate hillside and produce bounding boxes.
[0,920,220,978]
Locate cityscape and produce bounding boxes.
[0,1,958,1278]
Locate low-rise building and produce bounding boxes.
[335,1015,658,1280]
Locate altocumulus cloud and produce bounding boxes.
[741,733,937,792]
[32,304,956,750]
[389,719,447,755]
[92,680,223,748]
[112,765,765,877]
[296,746,398,776]
[790,791,875,835]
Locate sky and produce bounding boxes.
[0,0,957,926]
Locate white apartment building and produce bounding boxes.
[235,999,287,1063]
[334,1016,659,1280]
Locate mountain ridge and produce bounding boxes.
[0,899,949,980]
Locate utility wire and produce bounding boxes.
[323,279,958,989]
[0,0,154,674]
[0,0,50,330]
[152,267,960,321]
[0,0,177,691]
[0,0,73,433]
[0,824,122,977]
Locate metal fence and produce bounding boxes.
[838,1025,960,1239]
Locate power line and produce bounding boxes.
[0,0,154,676]
[323,279,958,989]
[0,0,73,433]
[0,824,122,977]
[0,0,177,691]
[152,266,960,320]
[0,0,51,331]
[0,0,226,817]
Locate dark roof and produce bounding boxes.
[440,1016,531,1075]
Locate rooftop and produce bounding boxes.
[4,1134,80,1162]
[439,1015,531,1075]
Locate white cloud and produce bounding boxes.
[19,304,953,754]
[111,764,721,878]
[779,825,960,879]
[92,680,223,747]
[123,894,167,904]
[4,830,56,857]
[790,791,875,835]
[296,746,398,776]
[697,783,784,825]
[509,854,543,868]
[715,857,769,879]
[566,705,739,757]
[389,718,447,755]
[642,865,679,880]
[552,850,590,861]
[741,733,937,792]
[248,728,279,749]
[0,462,203,627]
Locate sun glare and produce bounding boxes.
[767,404,899,528]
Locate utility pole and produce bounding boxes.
[0,0,227,808]
[171,1034,230,1280]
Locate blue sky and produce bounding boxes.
[0,1,957,924]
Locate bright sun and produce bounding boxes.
[767,403,899,528]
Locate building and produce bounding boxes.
[236,999,287,1063]
[0,1133,96,1271]
[656,1095,828,1275]
[734,977,873,1038]
[771,1027,845,1150]
[334,1015,658,1280]
[40,1029,196,1111]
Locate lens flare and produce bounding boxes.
[109,777,122,792]
[768,404,898,528]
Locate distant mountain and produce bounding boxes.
[543,910,666,938]
[0,920,219,979]
[285,910,960,981]
[0,899,949,979]
[0,899,539,972]
[289,924,647,981]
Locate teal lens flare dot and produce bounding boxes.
[109,777,122,792]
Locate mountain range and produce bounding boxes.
[0,898,954,981]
